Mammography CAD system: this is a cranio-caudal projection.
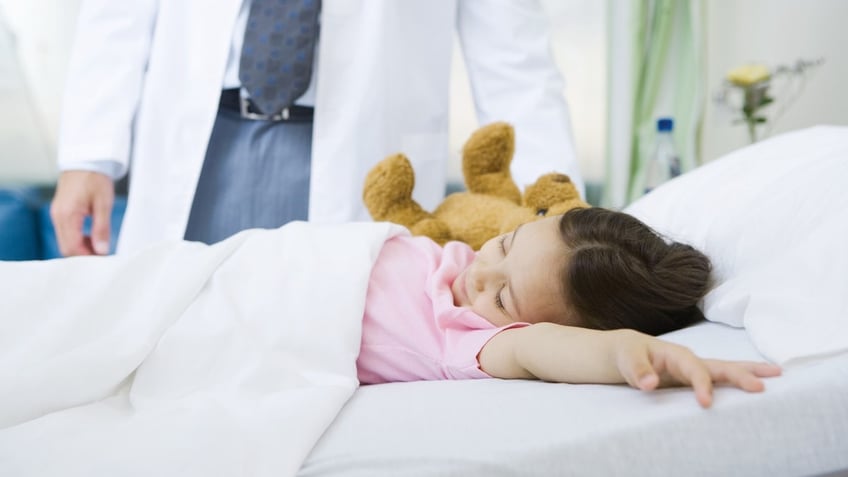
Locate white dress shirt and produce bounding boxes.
[65,0,319,178]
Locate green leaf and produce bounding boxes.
[754,117,768,123]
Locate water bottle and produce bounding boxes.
[644,117,681,194]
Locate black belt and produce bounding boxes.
[219,89,314,122]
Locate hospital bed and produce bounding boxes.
[302,125,848,476]
[1,126,846,477]
[303,321,848,476]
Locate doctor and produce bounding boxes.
[50,0,584,256]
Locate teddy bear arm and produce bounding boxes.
[367,200,454,245]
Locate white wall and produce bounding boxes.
[0,0,81,185]
[702,0,848,161]
[0,7,51,184]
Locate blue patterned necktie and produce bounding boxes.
[239,0,321,116]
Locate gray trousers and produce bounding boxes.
[184,107,313,244]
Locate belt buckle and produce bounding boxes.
[239,94,290,121]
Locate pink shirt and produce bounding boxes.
[356,236,527,384]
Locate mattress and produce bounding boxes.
[300,321,848,476]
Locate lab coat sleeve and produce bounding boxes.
[56,0,159,179]
[456,0,584,196]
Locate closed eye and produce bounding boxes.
[495,235,509,313]
[495,288,506,311]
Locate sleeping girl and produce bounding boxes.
[1,207,780,415]
[358,207,780,407]
[0,206,786,476]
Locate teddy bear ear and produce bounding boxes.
[522,173,590,219]
[523,173,582,208]
[461,122,521,203]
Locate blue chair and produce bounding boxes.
[0,187,42,261]
[38,196,127,259]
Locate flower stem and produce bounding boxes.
[747,120,757,143]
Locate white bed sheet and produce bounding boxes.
[300,321,848,476]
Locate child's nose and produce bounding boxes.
[472,261,502,292]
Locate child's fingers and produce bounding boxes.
[616,337,780,409]
[712,360,781,376]
[666,351,714,408]
[637,372,659,391]
[707,362,764,392]
[705,360,781,392]
[745,362,782,378]
[616,346,659,391]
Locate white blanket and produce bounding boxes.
[0,221,404,477]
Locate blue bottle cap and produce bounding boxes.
[657,118,674,132]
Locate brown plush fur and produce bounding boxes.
[363,122,589,250]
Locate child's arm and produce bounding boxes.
[478,323,781,408]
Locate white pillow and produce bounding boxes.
[624,126,848,365]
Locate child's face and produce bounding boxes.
[451,215,574,327]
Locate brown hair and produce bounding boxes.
[557,208,711,336]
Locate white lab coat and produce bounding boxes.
[57,0,580,254]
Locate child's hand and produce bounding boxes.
[480,324,781,408]
[612,330,782,408]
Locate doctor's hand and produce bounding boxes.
[50,171,115,256]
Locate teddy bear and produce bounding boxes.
[362,122,589,250]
